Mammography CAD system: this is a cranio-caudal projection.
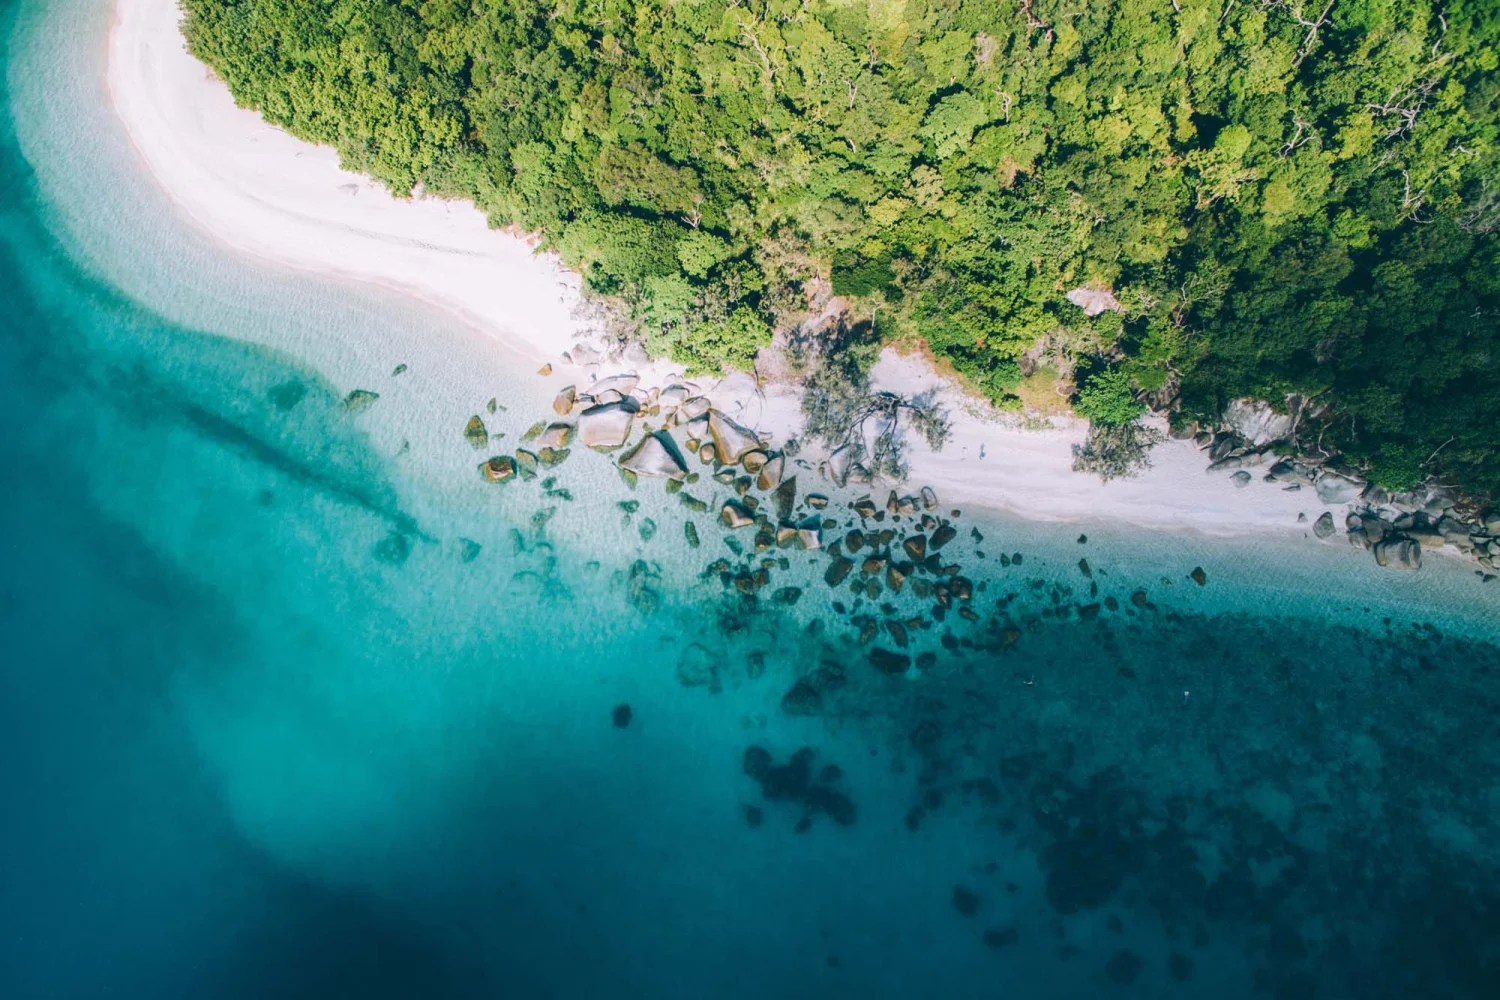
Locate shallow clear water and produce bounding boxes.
[2,2,1499,999]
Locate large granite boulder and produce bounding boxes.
[578,400,637,449]
[619,431,688,480]
[1065,286,1121,317]
[1223,398,1293,447]
[1315,473,1364,504]
[707,410,762,465]
[588,372,640,398]
[1373,538,1422,570]
[1313,511,1335,538]
[757,454,785,491]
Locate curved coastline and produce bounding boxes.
[106,0,1362,541]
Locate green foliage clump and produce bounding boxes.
[182,0,1500,493]
[1074,369,1145,427]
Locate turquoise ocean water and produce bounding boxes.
[2,2,1498,998]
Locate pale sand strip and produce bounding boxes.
[107,0,587,364]
[107,0,1325,537]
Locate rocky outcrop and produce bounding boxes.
[1065,286,1121,317]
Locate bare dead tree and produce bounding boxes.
[1460,181,1500,235]
[1398,169,1433,224]
[1278,111,1318,157]
[1261,0,1339,69]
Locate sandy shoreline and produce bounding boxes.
[105,0,1337,539]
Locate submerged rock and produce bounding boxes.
[612,704,633,728]
[463,415,489,449]
[538,422,575,448]
[825,557,854,587]
[479,455,517,483]
[780,678,822,716]
[869,647,911,674]
[373,531,411,565]
[343,389,379,413]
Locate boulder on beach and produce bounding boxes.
[659,384,690,408]
[1374,538,1422,570]
[708,410,762,465]
[538,422,575,448]
[680,396,712,420]
[1223,398,1294,447]
[619,431,688,479]
[1315,472,1364,504]
[578,400,637,449]
[1313,511,1335,538]
[589,373,640,398]
[552,385,576,415]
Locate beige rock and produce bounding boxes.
[721,500,755,529]
[478,455,516,483]
[708,410,762,464]
[552,386,576,415]
[578,401,636,449]
[538,422,575,448]
[756,454,785,492]
[619,432,688,480]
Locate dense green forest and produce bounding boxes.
[182,0,1498,492]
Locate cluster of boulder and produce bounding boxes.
[1195,398,1499,575]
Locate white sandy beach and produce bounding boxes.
[106,0,1339,538]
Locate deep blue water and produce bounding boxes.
[2,2,1499,998]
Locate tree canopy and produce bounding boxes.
[183,0,1500,493]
